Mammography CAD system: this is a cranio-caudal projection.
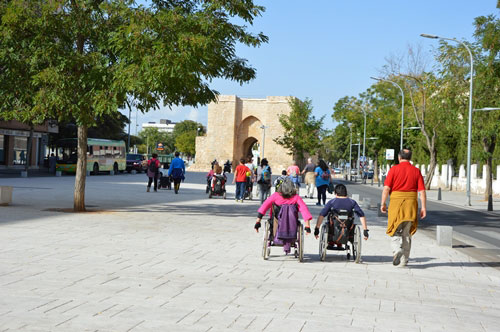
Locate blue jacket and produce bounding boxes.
[168,157,185,177]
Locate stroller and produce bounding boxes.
[158,168,171,190]
[318,208,362,263]
[262,204,304,262]
[208,174,227,199]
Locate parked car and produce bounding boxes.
[126,153,146,173]
[350,168,359,175]
[363,169,374,179]
[333,168,342,174]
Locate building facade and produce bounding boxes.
[0,120,58,168]
[141,119,176,133]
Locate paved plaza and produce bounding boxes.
[1,172,500,331]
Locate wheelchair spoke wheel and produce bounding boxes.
[298,224,304,262]
[319,224,328,261]
[353,225,362,263]
[262,220,270,260]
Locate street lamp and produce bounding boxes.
[348,123,353,180]
[260,125,268,158]
[371,76,405,151]
[361,105,367,171]
[421,33,474,206]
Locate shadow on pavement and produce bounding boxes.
[408,261,500,269]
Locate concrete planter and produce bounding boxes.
[0,186,13,206]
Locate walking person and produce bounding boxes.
[146,153,160,192]
[168,151,185,194]
[380,149,427,267]
[256,158,272,204]
[314,159,330,206]
[301,157,316,198]
[287,160,301,192]
[232,158,250,202]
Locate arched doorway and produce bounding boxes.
[242,137,260,164]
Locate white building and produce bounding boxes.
[142,119,176,133]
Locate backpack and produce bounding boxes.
[148,159,158,173]
[261,166,271,184]
[276,204,299,240]
[327,208,354,245]
[321,170,330,180]
[275,176,285,191]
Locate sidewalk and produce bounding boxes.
[1,173,499,331]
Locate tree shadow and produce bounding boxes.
[408,261,500,269]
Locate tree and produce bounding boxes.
[175,131,197,157]
[0,0,267,211]
[437,12,500,200]
[139,127,174,154]
[274,97,324,161]
[173,120,205,139]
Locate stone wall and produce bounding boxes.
[191,95,294,172]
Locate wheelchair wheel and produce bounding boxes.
[352,225,362,263]
[262,220,270,260]
[298,224,304,262]
[319,224,328,261]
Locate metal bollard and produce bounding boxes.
[371,177,374,186]
[438,187,442,201]
[86,170,90,176]
[488,194,493,211]
[56,171,62,177]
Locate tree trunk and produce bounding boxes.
[483,136,496,201]
[424,147,437,190]
[74,125,88,212]
[24,125,35,173]
[373,150,379,182]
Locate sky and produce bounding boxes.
[124,0,498,134]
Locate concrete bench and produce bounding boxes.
[0,186,13,206]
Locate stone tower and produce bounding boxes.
[192,95,294,171]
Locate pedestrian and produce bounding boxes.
[49,153,57,174]
[146,153,160,192]
[245,156,256,198]
[287,160,301,191]
[315,159,330,206]
[273,170,288,192]
[301,157,316,198]
[256,158,272,204]
[380,149,427,267]
[168,151,185,194]
[232,158,250,202]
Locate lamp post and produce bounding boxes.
[421,33,474,206]
[361,105,367,171]
[348,123,352,180]
[260,125,268,159]
[371,76,404,151]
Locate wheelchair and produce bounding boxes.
[318,209,362,263]
[262,204,304,262]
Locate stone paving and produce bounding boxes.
[1,173,500,331]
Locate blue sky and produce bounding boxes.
[125,0,498,134]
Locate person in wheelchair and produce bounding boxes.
[254,178,313,252]
[314,184,369,249]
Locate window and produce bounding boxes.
[0,135,4,164]
[87,145,94,156]
[13,136,28,165]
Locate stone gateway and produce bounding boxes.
[192,95,294,172]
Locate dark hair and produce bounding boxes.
[247,156,253,163]
[399,149,412,161]
[334,184,347,197]
[239,158,245,164]
[260,158,268,167]
[318,159,328,171]
[175,151,180,157]
[152,153,158,158]
[281,170,287,176]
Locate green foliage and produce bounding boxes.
[175,131,197,157]
[173,120,206,138]
[274,97,324,160]
[139,127,175,154]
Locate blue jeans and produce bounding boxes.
[236,181,246,200]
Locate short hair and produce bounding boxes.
[277,177,296,198]
[307,157,312,163]
[152,153,158,158]
[215,165,222,174]
[247,156,253,163]
[334,184,347,197]
[174,151,180,157]
[239,158,245,164]
[260,158,268,167]
[281,170,287,175]
[399,149,412,160]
